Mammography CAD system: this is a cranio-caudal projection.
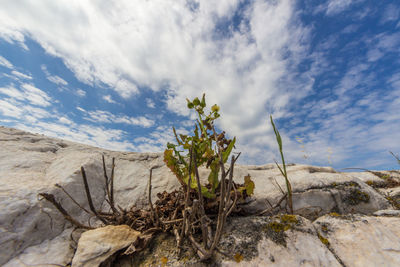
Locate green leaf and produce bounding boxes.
[244,174,255,196]
[270,115,282,151]
[201,186,216,199]
[173,127,183,145]
[186,98,194,109]
[274,160,286,178]
[166,142,175,149]
[222,137,236,163]
[208,160,220,192]
[193,97,200,106]
[200,93,206,108]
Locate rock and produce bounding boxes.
[314,214,400,267]
[71,225,140,267]
[4,228,77,267]
[373,209,400,216]
[0,126,399,265]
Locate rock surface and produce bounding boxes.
[1,126,400,266]
[72,225,140,267]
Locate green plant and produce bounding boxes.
[164,94,237,198]
[162,94,254,260]
[270,115,293,214]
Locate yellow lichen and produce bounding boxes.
[161,256,168,266]
[318,233,330,246]
[329,212,341,217]
[366,180,375,186]
[266,214,299,233]
[234,253,244,263]
[280,214,298,224]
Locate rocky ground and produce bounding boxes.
[1,126,399,266]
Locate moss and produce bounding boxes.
[343,189,370,205]
[329,212,341,217]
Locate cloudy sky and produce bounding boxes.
[0,0,399,171]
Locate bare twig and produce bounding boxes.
[179,143,194,248]
[193,152,209,248]
[209,125,228,253]
[110,158,116,211]
[257,193,287,216]
[102,155,111,201]
[81,167,108,224]
[38,193,93,229]
[54,183,92,215]
[148,168,160,227]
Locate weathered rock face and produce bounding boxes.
[71,225,141,267]
[1,126,399,266]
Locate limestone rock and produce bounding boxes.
[4,228,77,267]
[314,214,400,267]
[71,225,140,267]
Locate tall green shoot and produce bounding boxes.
[270,115,293,214]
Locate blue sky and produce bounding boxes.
[0,0,399,171]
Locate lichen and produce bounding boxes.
[386,196,400,209]
[263,214,300,247]
[318,232,330,246]
[343,189,370,205]
[366,180,375,186]
[329,212,341,217]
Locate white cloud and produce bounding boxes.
[0,97,51,120]
[11,70,32,80]
[59,116,73,124]
[0,0,313,164]
[47,75,68,86]
[102,95,116,104]
[21,83,52,107]
[41,64,68,85]
[0,25,28,50]
[145,98,155,108]
[0,55,13,69]
[14,121,136,152]
[381,4,400,24]
[0,86,25,100]
[133,125,189,152]
[325,0,364,15]
[76,89,86,97]
[0,83,52,107]
[78,108,154,128]
[76,106,86,112]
